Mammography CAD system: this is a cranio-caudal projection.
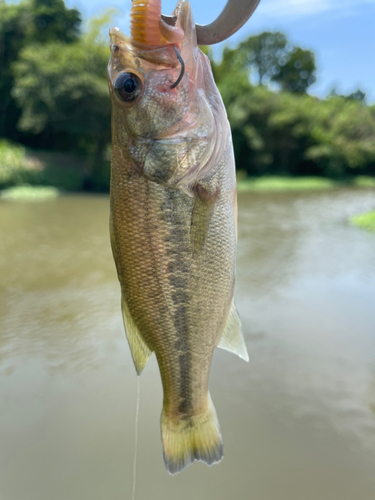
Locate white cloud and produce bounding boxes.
[257,0,375,18]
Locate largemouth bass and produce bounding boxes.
[108,0,248,474]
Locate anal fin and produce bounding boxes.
[121,296,152,375]
[217,302,249,362]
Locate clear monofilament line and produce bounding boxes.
[132,376,141,500]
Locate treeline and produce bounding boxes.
[1,0,375,191]
[206,38,375,178]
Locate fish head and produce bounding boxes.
[108,0,227,187]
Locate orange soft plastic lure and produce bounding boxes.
[130,0,184,46]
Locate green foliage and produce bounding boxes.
[347,89,366,102]
[350,211,375,232]
[12,40,110,140]
[237,175,336,192]
[238,31,288,85]
[1,185,60,200]
[271,47,316,93]
[0,0,82,139]
[0,140,30,187]
[212,40,375,178]
[305,96,375,176]
[9,6,113,192]
[27,0,81,44]
[1,0,374,191]
[232,32,316,93]
[0,1,28,137]
[38,164,83,191]
[0,140,84,190]
[353,176,375,187]
[329,87,367,103]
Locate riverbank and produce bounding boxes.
[2,175,375,201]
[236,175,375,192]
[0,185,61,201]
[2,141,375,196]
[0,141,109,193]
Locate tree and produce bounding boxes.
[271,47,316,93]
[12,38,110,152]
[346,89,366,102]
[11,11,114,188]
[221,32,317,94]
[0,0,81,140]
[238,31,288,85]
[305,96,375,176]
[0,1,29,137]
[27,0,81,44]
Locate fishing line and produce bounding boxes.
[132,376,141,500]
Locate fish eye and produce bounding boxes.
[114,72,143,103]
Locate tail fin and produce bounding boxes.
[161,393,223,475]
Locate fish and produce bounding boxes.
[107,0,249,475]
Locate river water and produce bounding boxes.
[0,188,375,500]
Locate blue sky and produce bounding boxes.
[66,0,375,101]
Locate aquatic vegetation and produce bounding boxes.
[350,210,375,232]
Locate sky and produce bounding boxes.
[65,0,375,101]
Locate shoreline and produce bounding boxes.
[237,175,375,192]
[1,175,375,201]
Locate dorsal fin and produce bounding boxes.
[121,296,152,375]
[217,302,249,362]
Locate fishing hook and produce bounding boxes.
[170,45,185,89]
[161,0,261,46]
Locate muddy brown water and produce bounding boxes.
[1,188,375,500]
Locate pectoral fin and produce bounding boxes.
[217,302,249,362]
[121,296,152,375]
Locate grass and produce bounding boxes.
[237,175,337,192]
[237,175,375,192]
[0,185,61,201]
[350,211,375,232]
[352,176,375,188]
